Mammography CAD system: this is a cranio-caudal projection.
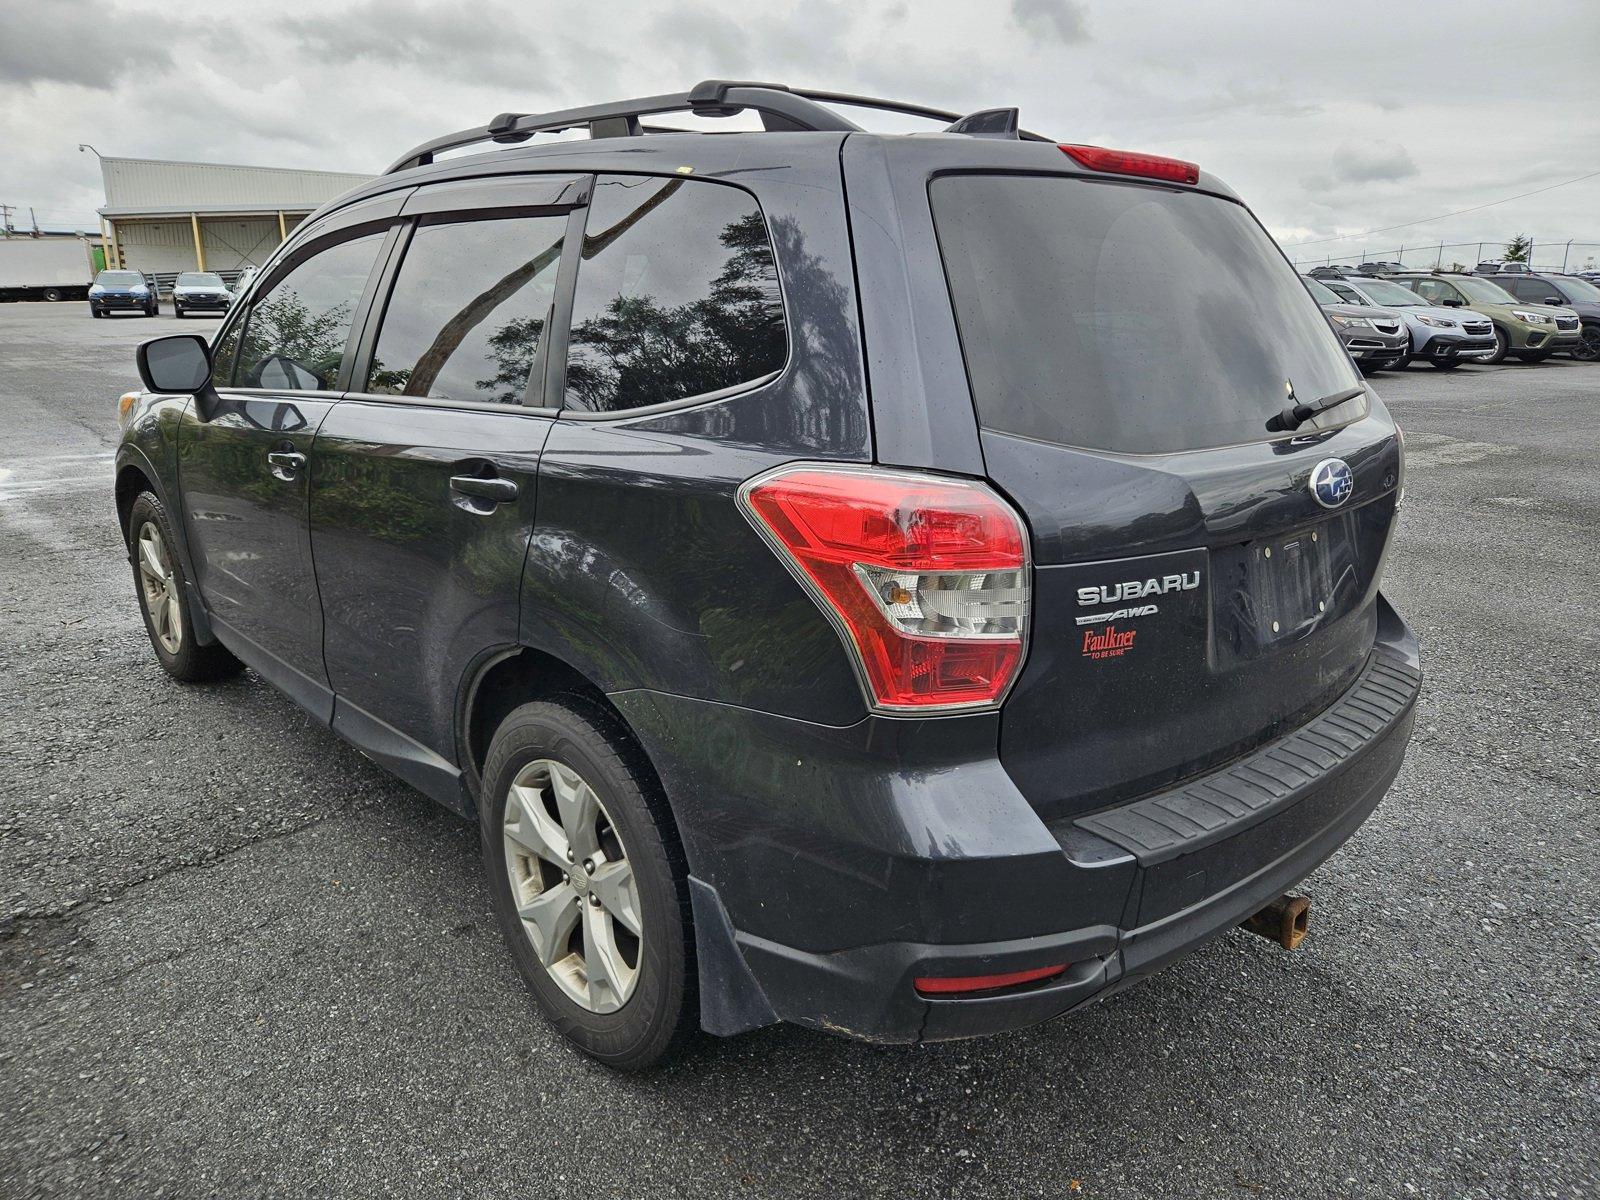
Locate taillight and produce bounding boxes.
[738,465,1031,713]
[1059,143,1199,185]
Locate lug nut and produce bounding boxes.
[588,894,601,907]
[564,848,575,863]
[584,859,596,875]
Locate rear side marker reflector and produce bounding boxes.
[738,465,1031,713]
[1059,143,1200,185]
[914,964,1068,996]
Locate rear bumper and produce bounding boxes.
[618,597,1420,1044]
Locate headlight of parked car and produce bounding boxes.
[1511,310,1550,325]
[1329,314,1373,329]
[1415,315,1456,328]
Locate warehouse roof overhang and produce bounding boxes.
[98,203,329,219]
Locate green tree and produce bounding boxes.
[1502,234,1533,263]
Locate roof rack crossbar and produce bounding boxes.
[383,79,1052,174]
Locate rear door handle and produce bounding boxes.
[449,474,519,503]
[267,450,306,480]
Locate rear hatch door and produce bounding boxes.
[922,158,1403,822]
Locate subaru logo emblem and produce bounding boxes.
[1309,458,1354,509]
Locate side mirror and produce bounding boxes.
[1544,296,1563,306]
[137,334,213,393]
[1440,298,1464,307]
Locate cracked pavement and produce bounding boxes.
[1,302,1596,1198]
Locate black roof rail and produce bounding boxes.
[384,79,1052,174]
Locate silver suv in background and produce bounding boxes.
[1302,276,1410,372]
[1318,274,1496,369]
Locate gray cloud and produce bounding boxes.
[647,10,750,67]
[279,0,547,89]
[0,0,177,88]
[1329,141,1419,184]
[1010,0,1090,44]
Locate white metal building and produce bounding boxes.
[97,156,373,279]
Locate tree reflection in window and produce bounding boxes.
[234,232,383,390]
[564,177,786,413]
[366,215,565,405]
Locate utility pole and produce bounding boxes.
[0,204,14,237]
[29,207,40,237]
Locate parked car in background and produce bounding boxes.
[1482,271,1600,362]
[1393,272,1579,363]
[171,271,232,318]
[1302,276,1410,371]
[1316,274,1496,369]
[1355,261,1406,276]
[231,265,259,302]
[87,269,158,318]
[113,80,1418,1069]
[1474,260,1532,275]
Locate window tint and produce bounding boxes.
[562,176,786,413]
[366,213,566,404]
[234,231,384,390]
[932,174,1361,456]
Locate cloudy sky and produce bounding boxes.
[6,0,1598,266]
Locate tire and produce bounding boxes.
[1389,353,1413,370]
[126,492,244,683]
[481,699,695,1070]
[173,305,184,318]
[1484,325,1510,365]
[1573,325,1600,362]
[1429,358,1462,370]
[43,288,64,302]
[91,308,103,319]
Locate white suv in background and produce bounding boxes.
[1320,274,1497,370]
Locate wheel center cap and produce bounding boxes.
[569,867,590,895]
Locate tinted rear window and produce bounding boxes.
[932,175,1363,455]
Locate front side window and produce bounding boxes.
[366,213,567,405]
[1408,278,1461,305]
[562,175,787,413]
[233,231,385,390]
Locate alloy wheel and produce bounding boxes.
[136,521,182,654]
[1574,326,1600,363]
[502,759,643,1013]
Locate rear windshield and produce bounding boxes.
[932,175,1363,455]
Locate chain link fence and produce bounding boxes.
[1288,239,1599,274]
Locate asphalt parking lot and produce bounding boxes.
[1,300,1596,1200]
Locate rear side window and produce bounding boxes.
[366,213,567,404]
[931,175,1363,455]
[234,232,385,389]
[562,176,786,413]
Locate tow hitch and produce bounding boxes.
[1241,894,1310,950]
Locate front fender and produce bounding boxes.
[115,395,216,644]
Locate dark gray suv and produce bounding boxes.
[115,81,1419,1069]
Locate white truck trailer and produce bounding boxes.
[0,237,97,302]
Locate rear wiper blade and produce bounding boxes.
[1266,383,1365,433]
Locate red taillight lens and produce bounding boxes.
[1059,143,1200,185]
[914,964,1068,996]
[739,465,1031,712]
